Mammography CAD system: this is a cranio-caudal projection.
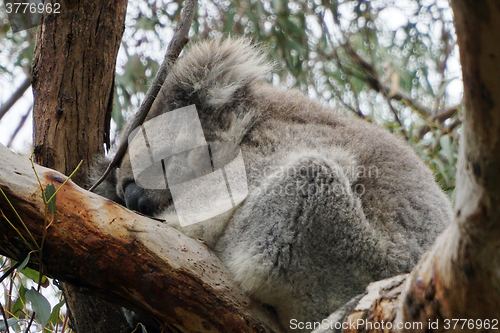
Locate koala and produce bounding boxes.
[93,38,452,332]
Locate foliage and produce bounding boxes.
[194,0,461,198]
[0,255,68,333]
[0,0,460,197]
[0,159,80,332]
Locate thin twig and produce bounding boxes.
[233,0,248,34]
[319,1,460,143]
[0,261,21,284]
[6,261,14,320]
[384,84,433,118]
[320,6,410,130]
[0,77,31,121]
[89,0,198,192]
[329,81,365,118]
[0,300,10,333]
[329,43,435,119]
[46,160,84,205]
[0,260,22,333]
[7,106,32,148]
[418,104,460,138]
[343,41,408,136]
[24,312,35,333]
[318,16,366,119]
[0,197,38,252]
[60,309,69,333]
[443,117,462,135]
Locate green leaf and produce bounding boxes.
[19,266,48,286]
[26,288,51,328]
[11,284,28,316]
[17,252,31,271]
[0,255,30,284]
[45,183,56,215]
[272,0,282,12]
[0,318,20,331]
[49,300,65,326]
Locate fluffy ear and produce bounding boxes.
[90,155,125,205]
[148,37,273,119]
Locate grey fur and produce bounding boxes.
[92,38,452,332]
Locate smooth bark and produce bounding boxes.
[313,2,500,332]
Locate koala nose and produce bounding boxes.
[138,197,154,216]
[124,182,155,216]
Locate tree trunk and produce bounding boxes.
[397,0,500,326]
[31,1,129,332]
[313,1,500,332]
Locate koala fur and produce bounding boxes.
[93,38,452,332]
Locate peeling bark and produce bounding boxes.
[314,1,500,332]
[0,143,281,332]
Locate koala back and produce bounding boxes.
[93,37,452,333]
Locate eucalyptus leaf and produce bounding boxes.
[17,252,31,271]
[11,284,28,316]
[0,318,20,331]
[49,300,66,326]
[45,183,56,215]
[26,288,51,328]
[0,254,31,284]
[20,266,48,287]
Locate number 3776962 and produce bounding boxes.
[5,2,60,14]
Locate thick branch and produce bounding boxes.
[31,2,130,331]
[0,144,281,333]
[311,275,406,333]
[32,0,127,187]
[396,0,500,326]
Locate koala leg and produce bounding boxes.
[216,153,397,331]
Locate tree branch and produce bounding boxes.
[417,104,460,138]
[0,143,281,332]
[0,77,31,121]
[89,0,198,192]
[7,105,32,148]
[315,1,500,331]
